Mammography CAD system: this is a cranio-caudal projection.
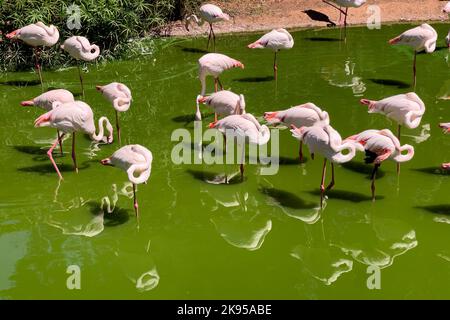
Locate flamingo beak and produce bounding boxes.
[96,85,103,92]
[208,121,218,129]
[100,158,112,166]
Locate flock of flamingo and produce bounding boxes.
[4,1,450,216]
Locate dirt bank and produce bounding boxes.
[169,0,450,36]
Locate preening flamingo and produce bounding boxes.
[322,0,366,39]
[34,101,113,179]
[248,29,294,80]
[96,82,132,144]
[185,3,230,51]
[209,113,270,182]
[6,22,59,91]
[439,123,450,170]
[345,129,414,200]
[389,24,437,89]
[196,90,245,121]
[290,125,356,207]
[21,89,75,155]
[61,36,100,99]
[198,53,244,96]
[264,103,330,161]
[101,144,152,219]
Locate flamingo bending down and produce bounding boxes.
[196,90,245,121]
[322,0,366,39]
[34,101,113,179]
[185,4,230,51]
[290,125,356,207]
[21,89,75,155]
[248,29,294,80]
[345,129,414,200]
[439,123,450,170]
[264,103,330,161]
[198,53,244,96]
[101,145,152,219]
[388,24,437,89]
[6,22,59,91]
[96,82,132,144]
[61,36,100,99]
[209,113,270,182]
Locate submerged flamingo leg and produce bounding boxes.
[343,8,348,42]
[371,163,380,201]
[133,183,139,219]
[273,51,278,81]
[115,110,121,145]
[299,141,303,162]
[397,125,401,174]
[320,158,327,208]
[47,134,65,179]
[326,163,335,190]
[72,133,78,173]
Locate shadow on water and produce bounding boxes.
[0,80,41,87]
[302,9,336,26]
[172,113,214,125]
[260,187,317,209]
[412,167,450,176]
[307,189,383,202]
[416,205,450,216]
[279,156,308,165]
[234,76,274,83]
[86,201,130,226]
[179,47,210,54]
[17,163,90,175]
[13,145,48,155]
[369,78,410,89]
[303,37,342,42]
[342,161,385,179]
[187,169,244,185]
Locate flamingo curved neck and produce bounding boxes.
[91,117,112,142]
[394,145,415,162]
[127,147,152,184]
[333,142,356,163]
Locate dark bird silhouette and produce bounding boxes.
[302,10,336,26]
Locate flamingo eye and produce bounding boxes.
[90,48,96,54]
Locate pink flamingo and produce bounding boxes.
[96,82,132,144]
[248,29,294,80]
[345,129,415,200]
[209,113,270,182]
[185,3,230,51]
[439,123,450,169]
[290,125,356,207]
[444,2,450,15]
[389,24,437,89]
[61,36,100,99]
[21,89,75,155]
[34,101,113,179]
[322,0,366,39]
[198,53,244,96]
[264,103,330,161]
[101,144,152,219]
[6,22,59,91]
[196,90,245,121]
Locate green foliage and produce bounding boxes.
[0,0,202,71]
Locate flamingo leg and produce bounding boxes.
[47,134,65,180]
[115,110,121,145]
[71,132,78,173]
[299,141,303,162]
[273,51,278,81]
[413,51,417,91]
[206,24,212,51]
[326,163,335,190]
[214,113,218,122]
[371,163,380,201]
[133,183,139,220]
[240,142,245,181]
[224,135,228,184]
[214,78,218,92]
[211,23,216,52]
[77,61,85,100]
[240,163,244,181]
[34,47,44,92]
[343,7,348,42]
[322,0,347,15]
[320,158,327,208]
[57,129,64,156]
[397,125,401,174]
[217,77,224,90]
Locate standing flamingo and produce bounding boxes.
[247,29,294,81]
[290,125,356,207]
[21,89,75,155]
[264,103,330,161]
[389,24,438,89]
[6,22,59,91]
[34,101,113,179]
[96,82,132,144]
[101,144,152,219]
[196,90,245,121]
[439,123,450,170]
[185,3,230,51]
[61,36,100,99]
[322,0,366,40]
[345,129,415,200]
[198,53,244,96]
[209,113,270,182]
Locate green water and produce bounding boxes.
[1,24,450,300]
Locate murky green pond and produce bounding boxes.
[1,23,450,299]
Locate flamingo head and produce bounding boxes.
[197,95,207,104]
[360,98,377,111]
[439,123,450,134]
[442,163,450,170]
[290,124,307,141]
[5,30,17,39]
[96,85,103,92]
[208,121,218,129]
[100,158,112,166]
